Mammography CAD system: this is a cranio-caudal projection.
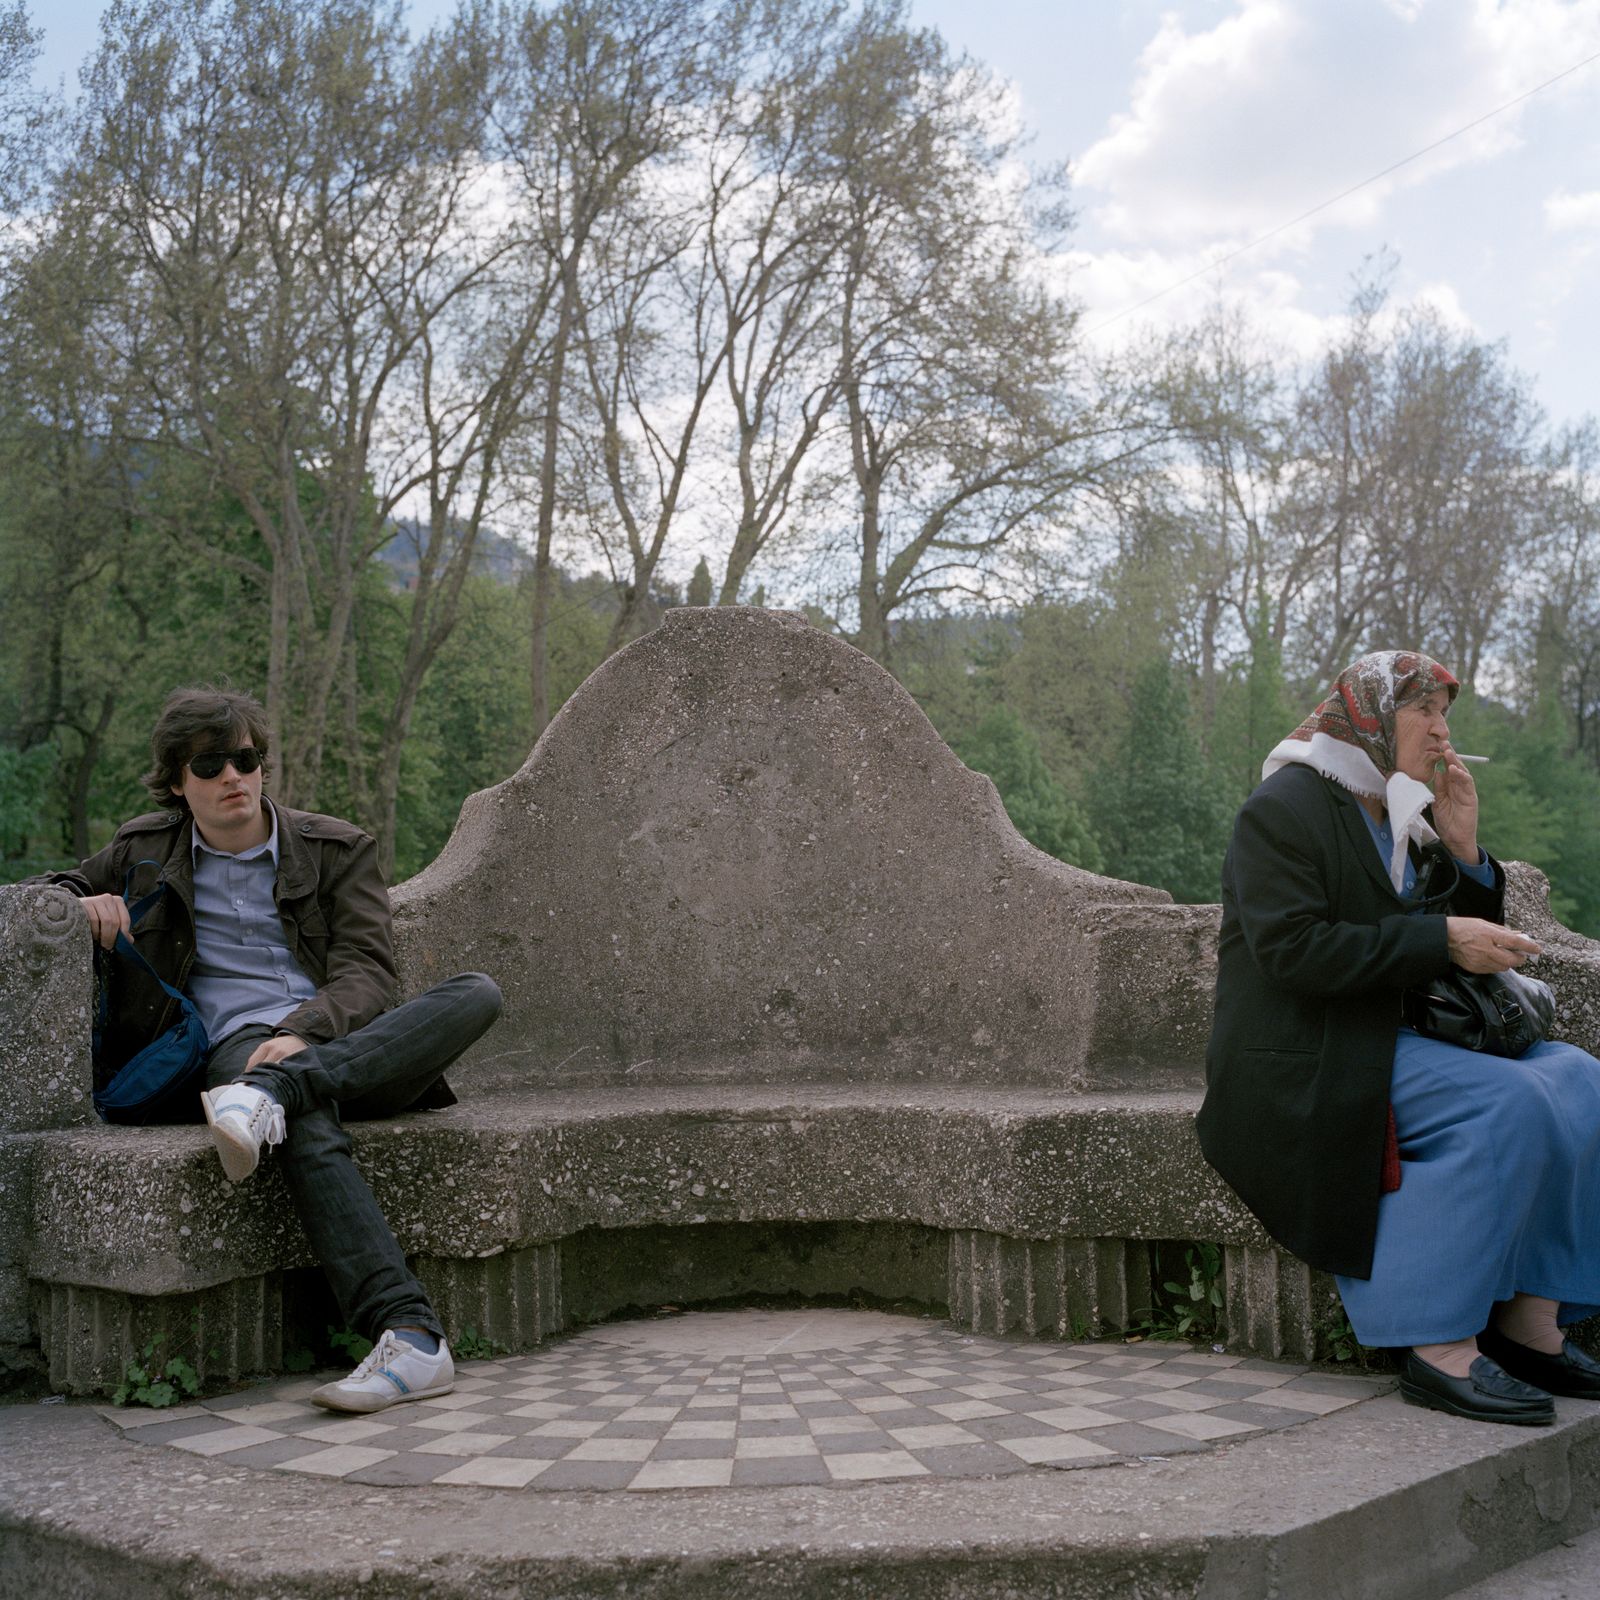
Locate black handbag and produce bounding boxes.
[1401,967,1555,1059]
[1399,844,1555,1060]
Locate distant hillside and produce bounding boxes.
[375,521,530,589]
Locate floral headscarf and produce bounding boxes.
[1263,650,1459,890]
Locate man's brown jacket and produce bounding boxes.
[45,800,412,1082]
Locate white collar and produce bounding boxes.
[1263,734,1436,892]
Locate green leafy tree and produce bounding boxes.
[686,556,714,608]
[1445,691,1600,935]
[388,568,613,880]
[1209,596,1293,803]
[1440,693,1560,864]
[955,706,1102,871]
[1088,656,1232,902]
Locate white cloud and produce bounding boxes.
[1058,245,1333,360]
[1545,187,1600,230]
[1070,0,1600,250]
[1407,280,1478,333]
[1048,0,1600,422]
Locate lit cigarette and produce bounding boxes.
[1456,754,1490,765]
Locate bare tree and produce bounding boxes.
[491,0,723,731]
[65,0,549,863]
[708,0,857,606]
[1288,284,1542,687]
[558,0,862,646]
[1156,306,1296,723]
[0,0,47,219]
[568,141,736,656]
[807,16,1142,667]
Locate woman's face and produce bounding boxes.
[1393,689,1453,783]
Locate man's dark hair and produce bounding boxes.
[143,686,271,810]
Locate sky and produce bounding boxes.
[905,0,1600,427]
[29,0,1600,426]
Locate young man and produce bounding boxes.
[48,686,501,1413]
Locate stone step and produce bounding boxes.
[4,1310,1600,1599]
[1443,1526,1600,1599]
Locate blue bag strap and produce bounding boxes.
[110,931,197,1012]
[108,858,198,1012]
[122,859,167,929]
[92,860,197,1067]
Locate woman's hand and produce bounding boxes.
[1446,917,1541,973]
[1431,746,1480,862]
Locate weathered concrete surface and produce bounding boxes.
[559,1219,949,1323]
[32,1274,294,1394]
[947,1231,1153,1340]
[0,885,93,1133]
[0,885,93,1381]
[392,608,1177,1091]
[5,1364,1600,1598]
[0,1134,43,1386]
[10,606,1600,1397]
[13,1085,1295,1390]
[1505,861,1600,1055]
[15,1088,1267,1301]
[1446,1524,1600,1599]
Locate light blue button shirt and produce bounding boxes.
[189,806,317,1044]
[1357,809,1495,898]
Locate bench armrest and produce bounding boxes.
[0,884,95,1132]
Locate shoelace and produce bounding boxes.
[252,1099,287,1148]
[348,1332,404,1383]
[219,1092,286,1149]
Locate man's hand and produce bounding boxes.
[246,1034,309,1070]
[1446,917,1541,974]
[81,894,131,950]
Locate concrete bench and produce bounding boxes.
[6,608,1600,1393]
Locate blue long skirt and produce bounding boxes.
[1335,1029,1600,1346]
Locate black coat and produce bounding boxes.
[1195,764,1505,1278]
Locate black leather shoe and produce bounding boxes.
[1398,1352,1555,1426]
[1479,1326,1600,1400]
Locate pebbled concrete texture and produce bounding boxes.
[1504,862,1600,1058]
[390,607,1182,1093]
[0,884,94,1134]
[22,1084,1346,1392]
[3,1309,1600,1600]
[13,1088,1270,1300]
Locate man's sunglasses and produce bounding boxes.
[187,747,264,780]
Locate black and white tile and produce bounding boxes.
[101,1310,1389,1492]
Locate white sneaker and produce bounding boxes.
[200,1083,286,1183]
[310,1330,455,1414]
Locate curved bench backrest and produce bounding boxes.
[391,608,1209,1091]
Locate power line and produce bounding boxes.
[1082,45,1600,337]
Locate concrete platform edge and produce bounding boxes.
[4,1385,1600,1599]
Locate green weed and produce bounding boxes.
[327,1326,373,1363]
[452,1325,507,1362]
[1131,1242,1225,1342]
[112,1337,202,1409]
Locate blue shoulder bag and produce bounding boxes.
[92,866,210,1125]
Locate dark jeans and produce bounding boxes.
[206,972,502,1343]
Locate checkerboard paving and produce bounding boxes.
[101,1321,1391,1493]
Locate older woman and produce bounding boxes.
[1198,651,1600,1425]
